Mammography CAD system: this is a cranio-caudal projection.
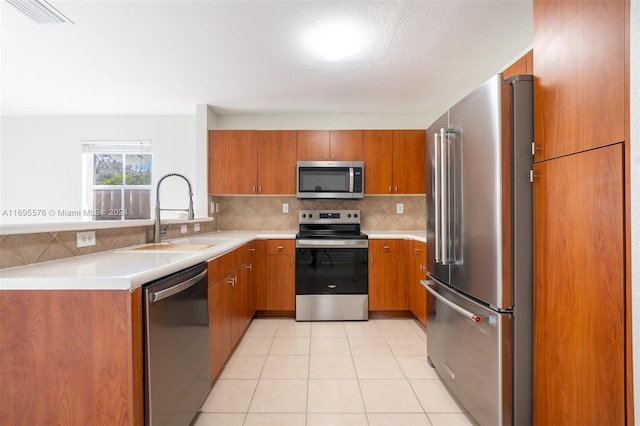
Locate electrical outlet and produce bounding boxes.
[194,223,201,232]
[210,202,215,213]
[77,231,96,248]
[180,224,188,234]
[396,203,404,214]
[215,203,219,213]
[282,203,289,213]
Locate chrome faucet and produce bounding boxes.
[154,173,194,243]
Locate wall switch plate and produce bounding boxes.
[77,231,96,248]
[397,203,404,214]
[180,224,188,234]
[282,203,289,213]
[194,223,200,232]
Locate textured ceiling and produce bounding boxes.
[0,1,533,116]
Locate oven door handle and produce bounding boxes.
[295,239,369,249]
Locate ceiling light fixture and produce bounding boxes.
[6,0,74,24]
[306,21,364,61]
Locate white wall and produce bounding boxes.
[631,0,640,417]
[0,115,202,224]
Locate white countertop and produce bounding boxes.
[0,230,425,291]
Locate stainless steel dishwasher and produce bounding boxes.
[143,262,210,426]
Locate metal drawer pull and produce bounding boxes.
[328,284,337,289]
[277,245,284,249]
[383,245,390,249]
[421,280,489,323]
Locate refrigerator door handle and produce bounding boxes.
[440,128,450,263]
[434,131,442,263]
[421,279,489,323]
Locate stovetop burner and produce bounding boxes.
[297,209,367,240]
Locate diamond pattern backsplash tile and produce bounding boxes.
[215,195,426,232]
[0,220,217,270]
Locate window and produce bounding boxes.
[82,142,152,220]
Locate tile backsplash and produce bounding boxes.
[0,220,216,270]
[1,195,424,270]
[213,195,426,232]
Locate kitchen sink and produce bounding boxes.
[169,237,235,246]
[124,237,234,252]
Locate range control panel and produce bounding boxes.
[298,209,361,224]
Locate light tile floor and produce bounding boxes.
[194,318,476,426]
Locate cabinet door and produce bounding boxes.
[408,241,427,325]
[257,130,297,194]
[330,130,363,161]
[257,240,295,311]
[533,0,625,161]
[246,242,257,319]
[208,271,231,382]
[392,130,426,194]
[532,144,624,425]
[296,130,330,161]
[363,130,393,194]
[229,262,248,348]
[368,240,407,310]
[208,130,257,194]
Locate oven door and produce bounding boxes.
[295,239,369,321]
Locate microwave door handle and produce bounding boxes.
[434,132,442,263]
[349,167,354,192]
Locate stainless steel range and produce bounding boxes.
[295,209,368,321]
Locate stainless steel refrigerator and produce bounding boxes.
[423,74,533,426]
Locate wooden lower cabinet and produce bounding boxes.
[533,144,625,425]
[257,239,295,311]
[0,289,144,426]
[368,239,407,311]
[207,245,252,382]
[407,240,427,325]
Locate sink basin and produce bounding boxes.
[128,242,216,252]
[169,237,235,246]
[123,236,235,252]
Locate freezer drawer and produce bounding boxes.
[423,279,512,426]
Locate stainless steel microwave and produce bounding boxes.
[296,161,364,199]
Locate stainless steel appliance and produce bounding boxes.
[296,161,364,199]
[295,209,368,320]
[143,263,211,426]
[423,74,533,426]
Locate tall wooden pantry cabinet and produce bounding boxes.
[531,0,631,424]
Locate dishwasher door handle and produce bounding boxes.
[149,269,208,303]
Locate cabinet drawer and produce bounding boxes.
[370,239,404,255]
[265,239,295,255]
[408,241,426,259]
[208,248,242,283]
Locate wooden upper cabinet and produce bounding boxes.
[329,130,363,161]
[296,130,363,161]
[502,50,533,80]
[296,130,330,161]
[363,130,426,194]
[257,130,297,194]
[363,130,393,194]
[391,130,426,194]
[533,0,625,161]
[208,130,257,194]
